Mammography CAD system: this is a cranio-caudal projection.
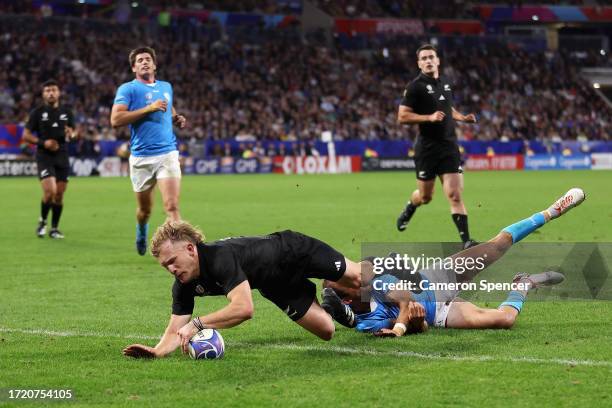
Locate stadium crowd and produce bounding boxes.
[313,0,602,19]
[0,14,609,148]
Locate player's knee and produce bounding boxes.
[421,194,433,204]
[164,200,179,214]
[494,312,515,329]
[318,322,335,341]
[137,207,151,218]
[447,190,462,204]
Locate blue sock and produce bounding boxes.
[136,223,148,240]
[502,212,545,243]
[499,291,525,313]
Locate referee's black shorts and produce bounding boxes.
[259,231,347,321]
[36,153,70,182]
[414,146,462,181]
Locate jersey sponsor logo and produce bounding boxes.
[145,92,153,100]
[195,284,205,295]
[444,84,451,91]
[60,113,68,120]
[426,85,434,94]
[283,306,298,318]
[42,112,48,121]
[439,95,445,100]
[334,261,342,271]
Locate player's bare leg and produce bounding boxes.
[48,180,67,239]
[37,177,57,238]
[135,186,154,255]
[157,177,181,222]
[397,179,435,231]
[441,173,475,248]
[446,299,518,329]
[448,188,585,283]
[296,299,336,341]
[446,271,565,329]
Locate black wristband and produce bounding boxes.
[192,317,205,331]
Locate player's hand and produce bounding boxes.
[408,301,425,320]
[177,322,198,354]
[373,328,402,338]
[173,114,187,129]
[43,139,59,152]
[64,126,77,140]
[463,113,477,123]
[122,344,157,359]
[148,99,168,113]
[429,111,445,122]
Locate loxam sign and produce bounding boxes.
[273,156,362,175]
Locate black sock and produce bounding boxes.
[405,202,417,213]
[41,201,52,222]
[51,204,63,229]
[452,213,470,242]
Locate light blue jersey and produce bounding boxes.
[355,274,437,333]
[113,79,177,157]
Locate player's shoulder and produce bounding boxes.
[117,79,137,91]
[29,104,45,115]
[403,75,423,93]
[59,104,74,113]
[200,241,237,264]
[156,79,172,88]
[172,276,195,295]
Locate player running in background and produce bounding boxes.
[122,222,369,358]
[110,46,187,255]
[396,44,478,249]
[22,80,76,239]
[324,188,585,336]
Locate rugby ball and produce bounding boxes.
[188,329,225,360]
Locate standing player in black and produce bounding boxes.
[396,44,478,249]
[22,80,75,239]
[122,220,366,358]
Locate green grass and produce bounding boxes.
[1,171,611,407]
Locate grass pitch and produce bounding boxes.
[1,170,611,407]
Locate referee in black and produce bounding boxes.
[22,80,75,239]
[396,44,478,249]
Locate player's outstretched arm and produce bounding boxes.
[176,281,254,354]
[110,100,167,128]
[123,314,190,358]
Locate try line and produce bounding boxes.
[1,327,610,368]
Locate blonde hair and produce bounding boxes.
[150,220,205,258]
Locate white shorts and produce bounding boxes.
[433,301,454,328]
[129,151,181,193]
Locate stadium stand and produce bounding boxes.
[0,8,609,144]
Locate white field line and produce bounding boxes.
[1,327,611,368]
